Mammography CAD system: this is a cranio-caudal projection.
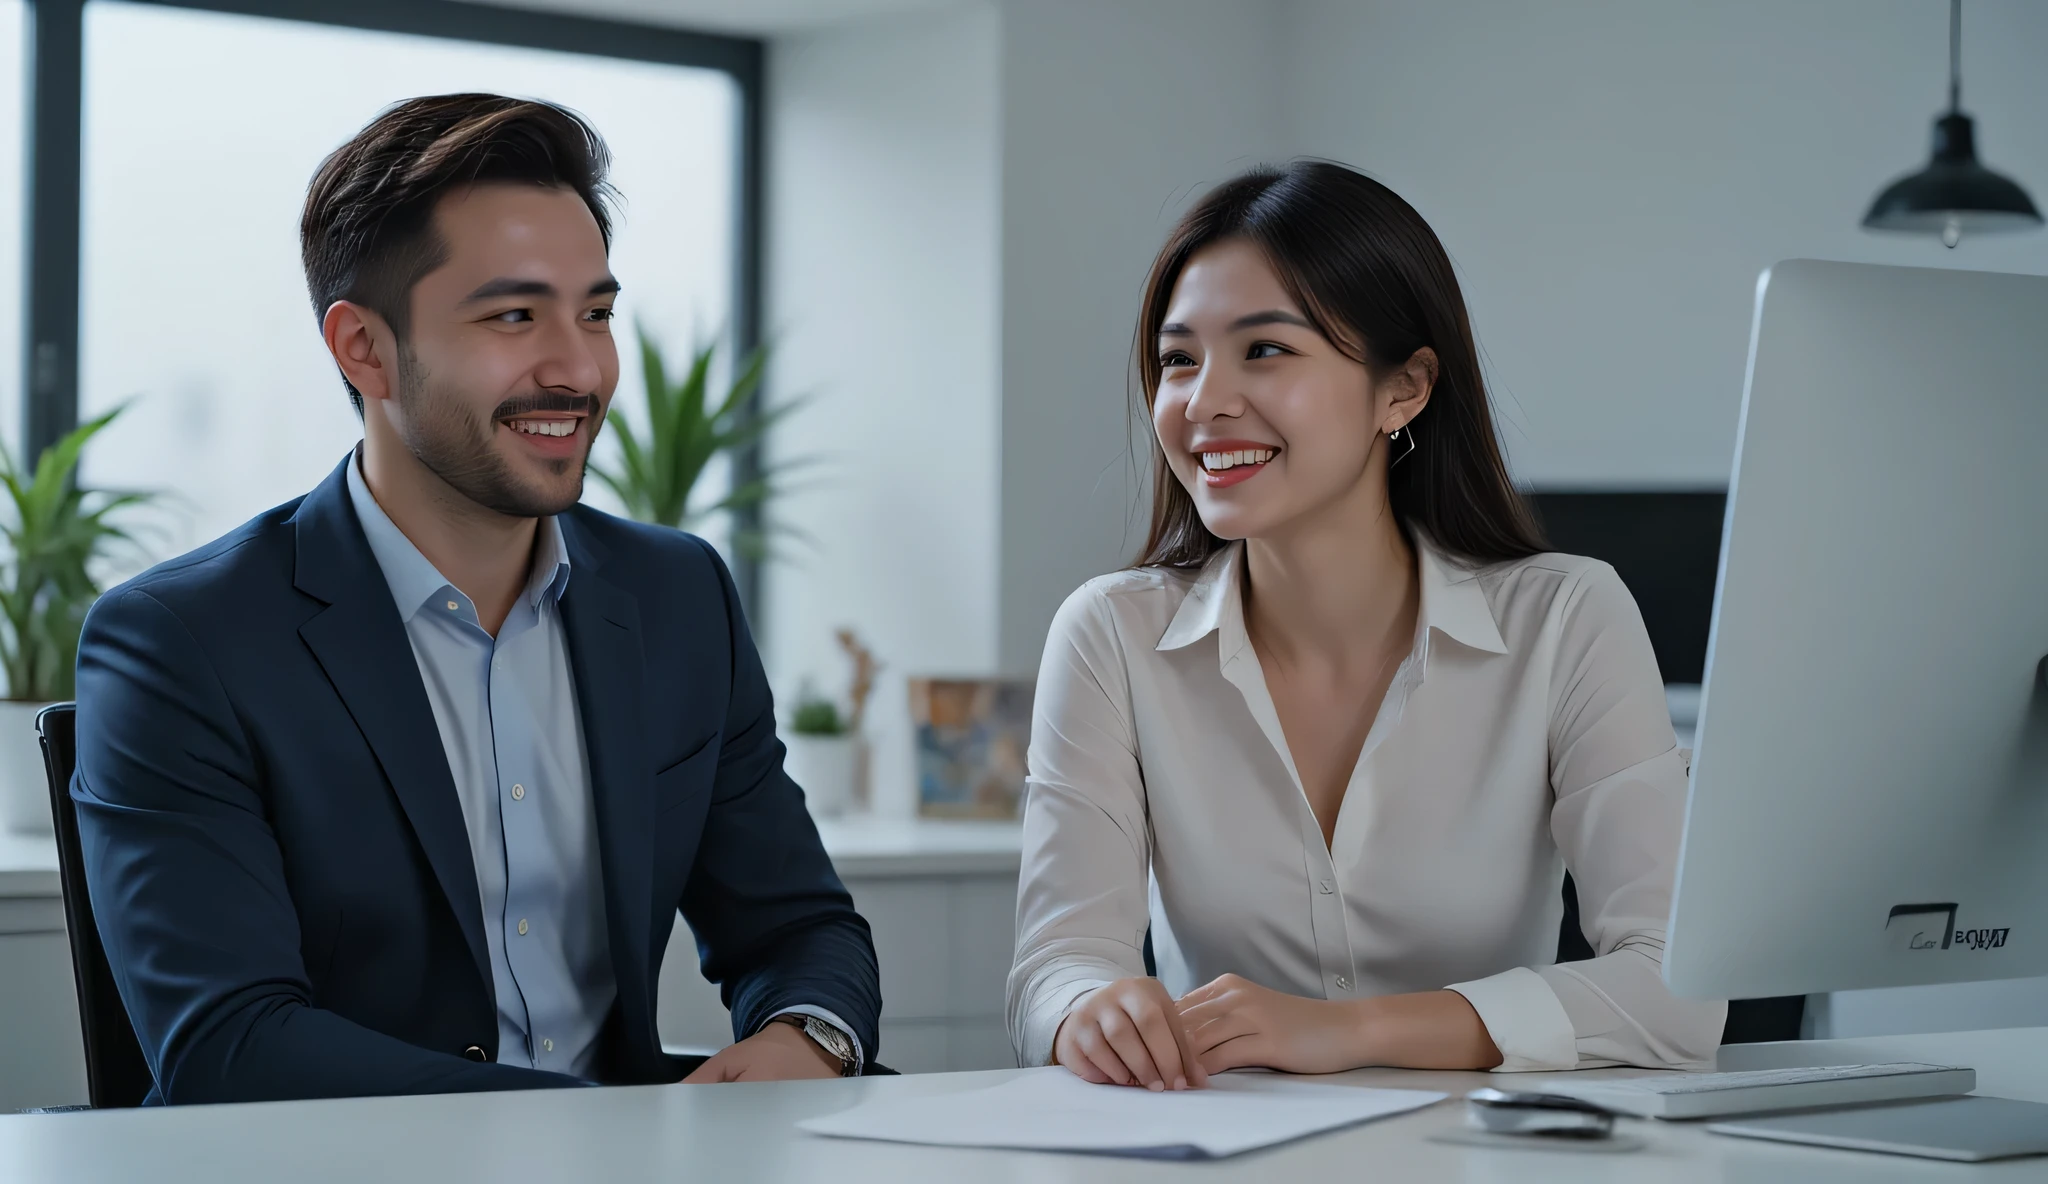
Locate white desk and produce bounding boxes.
[5,1051,2046,1183]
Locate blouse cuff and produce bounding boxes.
[1446,966,1579,1072]
[1020,969,1122,1068]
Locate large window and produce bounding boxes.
[74,1,741,555]
[0,0,25,460]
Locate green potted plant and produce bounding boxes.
[0,407,151,834]
[588,325,807,558]
[781,630,879,818]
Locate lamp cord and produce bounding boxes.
[1949,0,1962,112]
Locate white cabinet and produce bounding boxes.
[0,886,86,1112]
[656,818,1023,1074]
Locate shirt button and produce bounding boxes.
[1336,975,1351,990]
[1318,880,1334,894]
[446,600,459,611]
[543,1038,554,1053]
[512,784,525,801]
[517,918,529,936]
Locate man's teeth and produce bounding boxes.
[508,419,576,437]
[1200,448,1277,472]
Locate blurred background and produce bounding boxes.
[2,0,2044,1101]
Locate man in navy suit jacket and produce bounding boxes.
[72,94,880,1103]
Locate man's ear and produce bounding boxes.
[322,300,398,405]
[1381,346,1439,434]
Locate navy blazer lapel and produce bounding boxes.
[291,458,493,998]
[556,515,656,1036]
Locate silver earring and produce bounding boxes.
[1389,425,1416,467]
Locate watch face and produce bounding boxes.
[801,1017,855,1071]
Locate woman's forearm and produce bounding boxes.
[1349,990,1505,1070]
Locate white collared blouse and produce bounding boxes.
[1006,537,1725,1073]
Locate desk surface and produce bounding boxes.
[5,1061,2042,1184]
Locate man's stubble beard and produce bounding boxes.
[395,346,593,519]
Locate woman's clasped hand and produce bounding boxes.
[1053,974,1381,1088]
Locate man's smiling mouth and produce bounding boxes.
[506,418,578,437]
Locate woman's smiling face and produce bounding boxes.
[1152,237,1414,543]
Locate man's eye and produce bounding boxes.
[494,309,533,324]
[587,307,616,323]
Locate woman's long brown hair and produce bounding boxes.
[1135,161,1546,568]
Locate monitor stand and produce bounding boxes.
[1714,1025,2048,1162]
[1708,1096,2048,1162]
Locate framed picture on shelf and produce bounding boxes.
[909,677,1034,820]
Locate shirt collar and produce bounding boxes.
[1154,533,1508,657]
[1417,535,1509,655]
[345,451,572,622]
[1156,542,1247,656]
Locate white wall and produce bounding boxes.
[993,0,1284,670]
[762,0,2048,1037]
[762,4,1003,814]
[1279,0,2048,1037]
[983,0,2048,667]
[1283,0,2048,486]
[763,0,1290,761]
[768,0,2048,752]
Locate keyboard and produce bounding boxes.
[1534,1063,1977,1120]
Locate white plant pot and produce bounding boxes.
[0,700,59,835]
[785,733,862,819]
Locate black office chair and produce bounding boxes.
[38,703,156,1108]
[1558,872,1803,1045]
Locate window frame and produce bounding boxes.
[19,0,769,607]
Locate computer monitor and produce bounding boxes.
[1664,259,2048,1003]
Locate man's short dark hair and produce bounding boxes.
[301,93,615,411]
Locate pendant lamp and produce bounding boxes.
[1862,0,2041,248]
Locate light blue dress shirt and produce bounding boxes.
[347,458,614,1077]
[346,457,862,1077]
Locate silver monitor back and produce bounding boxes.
[1664,259,2048,1001]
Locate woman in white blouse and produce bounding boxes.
[1006,161,1724,1091]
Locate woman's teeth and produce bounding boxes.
[1199,448,1276,472]
[509,419,576,437]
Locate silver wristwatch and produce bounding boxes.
[774,1013,858,1076]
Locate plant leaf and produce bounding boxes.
[0,403,156,700]
[595,329,835,554]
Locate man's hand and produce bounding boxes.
[1052,977,1208,1091]
[682,1019,843,1084]
[1175,973,1369,1076]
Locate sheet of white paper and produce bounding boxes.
[799,1068,1447,1160]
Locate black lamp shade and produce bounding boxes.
[1864,113,2044,236]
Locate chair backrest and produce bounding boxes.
[1558,872,1802,1047]
[38,704,155,1108]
